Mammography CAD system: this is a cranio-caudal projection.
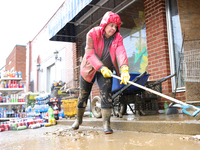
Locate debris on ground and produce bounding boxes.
[180,135,200,141]
[43,127,100,140]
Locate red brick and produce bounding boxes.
[5,45,26,82]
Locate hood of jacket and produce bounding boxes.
[99,11,121,33]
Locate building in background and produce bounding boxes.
[26,0,200,108]
[5,45,26,92]
[26,33,74,94]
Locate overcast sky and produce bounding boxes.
[0,0,65,69]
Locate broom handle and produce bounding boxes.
[112,74,199,109]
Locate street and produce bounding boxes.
[1,124,200,150]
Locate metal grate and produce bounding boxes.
[181,49,200,82]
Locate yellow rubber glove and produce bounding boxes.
[100,66,113,78]
[120,65,130,85]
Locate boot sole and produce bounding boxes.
[104,131,113,134]
[72,127,79,130]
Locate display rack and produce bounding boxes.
[0,102,26,106]
[0,88,24,95]
[0,77,25,120]
[0,77,22,81]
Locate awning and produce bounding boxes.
[48,0,92,42]
[48,0,137,42]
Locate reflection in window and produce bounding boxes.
[169,0,185,88]
[123,24,147,73]
[119,1,147,73]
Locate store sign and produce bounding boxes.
[48,0,92,39]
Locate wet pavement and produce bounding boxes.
[1,124,200,150]
[1,112,200,149]
[57,112,200,135]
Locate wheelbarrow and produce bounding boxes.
[91,72,175,118]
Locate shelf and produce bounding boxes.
[0,78,22,81]
[0,118,10,122]
[0,118,20,121]
[0,88,24,95]
[0,102,26,106]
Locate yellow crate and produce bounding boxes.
[54,86,67,96]
[28,94,38,100]
[62,99,78,117]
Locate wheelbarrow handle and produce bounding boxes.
[150,74,176,87]
[111,74,192,107]
[111,71,147,100]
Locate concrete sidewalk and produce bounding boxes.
[57,112,200,135]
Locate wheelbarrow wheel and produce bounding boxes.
[91,96,102,118]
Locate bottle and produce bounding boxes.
[7,70,13,78]
[4,108,7,118]
[90,112,94,117]
[1,109,3,118]
[15,94,18,102]
[53,104,59,120]
[12,71,15,78]
[1,81,4,88]
[164,101,168,114]
[18,71,22,78]
[48,106,54,120]
[0,96,2,103]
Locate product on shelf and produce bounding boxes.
[0,94,25,104]
[0,80,24,89]
[0,70,22,79]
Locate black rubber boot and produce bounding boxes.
[102,109,113,134]
[72,108,85,130]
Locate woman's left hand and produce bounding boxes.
[120,65,130,85]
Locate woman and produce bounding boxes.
[72,11,130,134]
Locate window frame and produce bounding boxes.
[165,0,185,92]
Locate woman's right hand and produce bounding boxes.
[100,66,113,78]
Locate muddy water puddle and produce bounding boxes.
[1,125,200,150]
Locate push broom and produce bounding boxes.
[111,74,200,120]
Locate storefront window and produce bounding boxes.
[119,0,147,73]
[166,0,185,90]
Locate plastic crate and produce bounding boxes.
[141,81,162,98]
[135,98,158,116]
[61,98,78,117]
[53,86,67,98]
[28,94,39,100]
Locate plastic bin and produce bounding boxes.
[61,98,78,117]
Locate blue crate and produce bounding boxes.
[111,73,150,93]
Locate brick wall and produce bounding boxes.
[5,45,26,82]
[73,39,82,92]
[144,0,186,107]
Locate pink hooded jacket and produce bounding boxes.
[80,11,129,83]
